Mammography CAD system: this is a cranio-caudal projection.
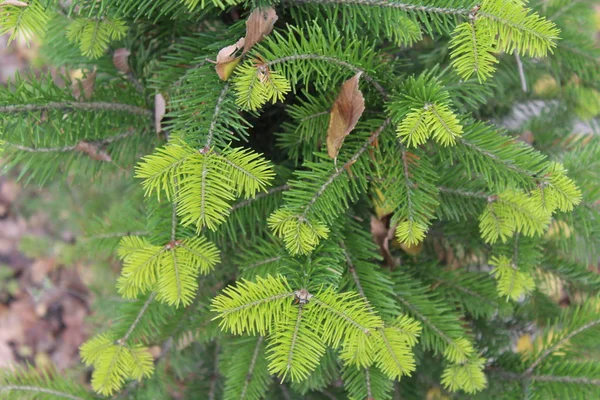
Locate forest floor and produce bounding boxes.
[0,34,93,373]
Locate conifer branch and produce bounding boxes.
[285,306,305,380]
[230,184,290,212]
[477,11,552,44]
[365,368,373,399]
[81,231,148,241]
[0,386,85,400]
[531,375,600,385]
[245,256,284,270]
[266,54,387,98]
[395,295,454,348]
[221,293,296,315]
[301,118,391,218]
[524,318,600,375]
[341,242,368,304]
[492,368,600,386]
[292,0,470,16]
[240,336,265,399]
[121,292,157,343]
[301,110,329,121]
[457,137,536,177]
[171,59,209,89]
[547,0,583,21]
[437,186,489,199]
[0,102,152,117]
[171,188,178,241]
[206,84,230,148]
[430,275,499,307]
[312,298,371,335]
[208,344,221,400]
[4,130,136,153]
[514,51,528,92]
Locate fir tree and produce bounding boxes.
[1,0,599,399]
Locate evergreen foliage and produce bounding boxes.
[0,0,599,399]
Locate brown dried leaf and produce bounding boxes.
[75,141,112,162]
[71,68,96,101]
[215,37,245,81]
[0,0,28,6]
[112,48,131,73]
[155,93,166,133]
[327,73,365,159]
[243,7,278,54]
[370,215,395,268]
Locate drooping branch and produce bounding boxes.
[240,336,265,399]
[291,0,470,16]
[4,130,136,154]
[301,118,392,218]
[524,317,600,375]
[206,84,230,148]
[120,292,157,343]
[0,101,152,117]
[266,54,388,98]
[0,386,86,400]
[230,184,290,212]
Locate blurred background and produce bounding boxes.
[0,33,135,380]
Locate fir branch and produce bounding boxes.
[285,306,305,380]
[292,0,470,16]
[171,59,209,89]
[301,110,329,122]
[457,136,536,177]
[266,54,387,98]
[395,295,454,349]
[312,298,371,335]
[206,84,230,148]
[245,255,284,270]
[208,344,221,400]
[430,275,499,308]
[81,231,148,241]
[230,184,290,212]
[121,292,157,343]
[524,318,600,375]
[4,130,136,153]
[301,118,391,218]
[340,242,368,304]
[514,51,527,92]
[365,368,373,399]
[240,336,265,399]
[437,186,489,199]
[0,386,86,400]
[0,101,152,117]
[222,292,295,314]
[531,375,600,385]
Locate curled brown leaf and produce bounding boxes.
[0,0,28,6]
[75,141,112,162]
[71,68,96,101]
[326,73,365,159]
[215,37,245,81]
[154,93,166,134]
[243,7,278,54]
[112,48,131,73]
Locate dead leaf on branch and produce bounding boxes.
[0,0,28,6]
[327,73,365,159]
[71,68,96,101]
[112,48,131,73]
[155,93,166,134]
[215,37,245,81]
[243,7,278,54]
[75,141,112,162]
[215,7,278,81]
